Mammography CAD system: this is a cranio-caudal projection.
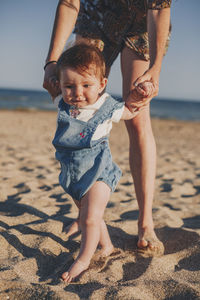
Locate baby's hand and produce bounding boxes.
[126,81,155,111]
[135,81,154,98]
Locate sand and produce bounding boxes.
[0,110,200,300]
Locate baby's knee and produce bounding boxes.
[81,215,101,228]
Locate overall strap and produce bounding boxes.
[58,98,70,114]
[87,94,124,129]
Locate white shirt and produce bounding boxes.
[54,93,124,140]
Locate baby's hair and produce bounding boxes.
[57,42,106,80]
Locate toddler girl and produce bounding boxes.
[52,43,153,283]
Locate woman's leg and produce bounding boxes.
[121,46,164,254]
[61,181,111,283]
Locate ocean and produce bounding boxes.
[0,88,200,121]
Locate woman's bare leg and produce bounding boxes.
[121,46,164,255]
[61,182,112,283]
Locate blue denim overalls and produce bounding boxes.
[52,95,124,201]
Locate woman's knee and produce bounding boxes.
[126,106,152,136]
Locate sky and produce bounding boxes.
[0,0,200,101]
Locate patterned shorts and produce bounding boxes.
[74,0,171,67]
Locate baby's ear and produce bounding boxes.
[99,77,107,93]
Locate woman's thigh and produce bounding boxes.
[121,46,150,100]
[121,46,152,136]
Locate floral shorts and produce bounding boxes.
[74,0,171,67]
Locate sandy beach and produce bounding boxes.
[0,110,200,300]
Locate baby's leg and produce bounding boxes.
[64,218,80,237]
[63,201,113,253]
[64,201,114,257]
[64,199,80,237]
[65,218,114,255]
[98,220,114,257]
[61,181,111,283]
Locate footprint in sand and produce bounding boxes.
[121,257,152,281]
[121,199,132,203]
[36,174,46,179]
[162,279,199,300]
[175,247,200,272]
[120,181,132,186]
[119,210,139,221]
[14,182,31,194]
[160,182,172,192]
[39,184,52,191]
[183,215,200,230]
[20,166,34,172]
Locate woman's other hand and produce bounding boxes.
[43,62,61,99]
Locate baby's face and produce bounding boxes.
[59,66,107,108]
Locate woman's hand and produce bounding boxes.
[126,78,158,110]
[134,67,160,99]
[43,1,80,100]
[43,62,61,100]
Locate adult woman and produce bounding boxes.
[43,0,171,256]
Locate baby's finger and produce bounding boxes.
[139,82,154,96]
[136,85,147,96]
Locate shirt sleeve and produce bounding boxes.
[148,0,172,10]
[111,105,125,123]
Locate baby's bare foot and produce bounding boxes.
[137,227,164,257]
[61,259,89,283]
[97,245,115,258]
[64,219,80,237]
[90,245,119,271]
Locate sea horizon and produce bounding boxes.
[0,87,200,121]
